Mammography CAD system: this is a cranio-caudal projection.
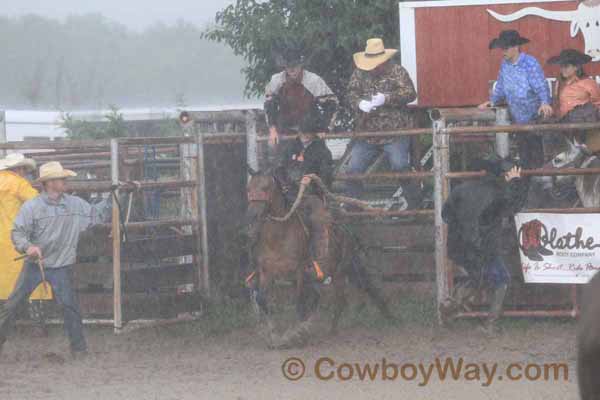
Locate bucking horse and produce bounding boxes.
[245,169,394,348]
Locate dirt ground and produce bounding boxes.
[0,307,579,400]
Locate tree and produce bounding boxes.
[204,0,401,99]
[61,105,127,139]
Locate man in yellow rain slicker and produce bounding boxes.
[0,153,51,330]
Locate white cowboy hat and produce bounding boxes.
[0,153,36,172]
[353,38,398,71]
[36,161,77,183]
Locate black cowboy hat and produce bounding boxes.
[276,48,305,68]
[489,30,530,50]
[470,156,519,176]
[548,49,592,66]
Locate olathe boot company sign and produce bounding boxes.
[515,213,600,284]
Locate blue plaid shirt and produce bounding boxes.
[490,53,551,124]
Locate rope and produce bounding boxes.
[307,174,375,210]
[270,174,374,223]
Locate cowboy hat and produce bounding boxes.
[36,161,77,183]
[0,153,36,171]
[353,38,398,71]
[548,49,593,66]
[276,48,305,68]
[470,156,519,176]
[489,30,530,50]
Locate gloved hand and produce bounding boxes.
[359,100,374,113]
[371,93,386,107]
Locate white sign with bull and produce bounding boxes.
[488,0,600,61]
[515,213,600,284]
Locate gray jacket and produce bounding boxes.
[12,193,109,269]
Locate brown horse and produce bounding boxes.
[246,170,394,348]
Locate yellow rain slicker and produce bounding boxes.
[0,170,52,300]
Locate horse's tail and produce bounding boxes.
[337,224,395,320]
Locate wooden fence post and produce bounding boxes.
[433,118,450,324]
[110,139,123,332]
[195,127,211,297]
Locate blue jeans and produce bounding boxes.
[346,139,411,197]
[483,256,510,289]
[0,263,87,352]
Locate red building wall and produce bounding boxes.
[413,1,600,107]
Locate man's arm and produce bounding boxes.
[318,146,334,188]
[76,196,111,231]
[264,73,283,126]
[11,203,35,254]
[346,69,365,115]
[490,67,506,106]
[528,58,551,107]
[381,65,417,107]
[502,167,528,216]
[316,93,339,132]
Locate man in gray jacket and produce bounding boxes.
[0,162,109,358]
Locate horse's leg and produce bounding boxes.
[330,271,348,336]
[295,267,308,321]
[348,252,395,321]
[251,269,278,348]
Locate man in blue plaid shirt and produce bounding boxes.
[479,30,553,168]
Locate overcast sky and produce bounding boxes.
[4,0,235,30]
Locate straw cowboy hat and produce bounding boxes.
[36,161,77,183]
[548,49,593,66]
[0,153,36,171]
[489,30,530,50]
[353,38,398,71]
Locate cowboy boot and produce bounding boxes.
[439,285,478,325]
[531,220,553,256]
[481,284,508,336]
[522,221,545,261]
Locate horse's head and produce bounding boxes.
[246,167,280,227]
[543,138,586,188]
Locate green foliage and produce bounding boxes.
[61,105,127,139]
[204,0,401,98]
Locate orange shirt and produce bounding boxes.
[557,77,600,118]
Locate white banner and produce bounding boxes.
[514,213,600,284]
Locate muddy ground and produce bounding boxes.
[0,297,579,400]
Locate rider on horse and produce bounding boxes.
[273,112,335,284]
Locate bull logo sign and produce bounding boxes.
[487,0,600,61]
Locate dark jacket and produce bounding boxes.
[442,176,528,277]
[275,138,333,199]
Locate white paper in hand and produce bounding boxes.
[371,93,386,107]
[359,100,374,113]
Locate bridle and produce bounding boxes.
[247,176,278,222]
